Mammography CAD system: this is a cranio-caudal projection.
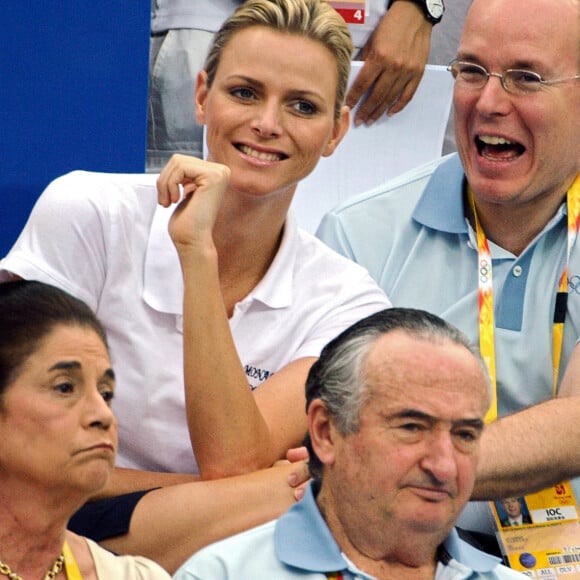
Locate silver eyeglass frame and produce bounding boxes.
[447,59,580,95]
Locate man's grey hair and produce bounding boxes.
[304,307,489,479]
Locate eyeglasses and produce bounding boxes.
[447,60,580,95]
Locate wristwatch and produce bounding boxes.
[391,0,445,25]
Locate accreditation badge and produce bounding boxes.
[328,0,367,24]
[491,482,580,578]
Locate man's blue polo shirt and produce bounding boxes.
[318,154,580,416]
[174,483,524,579]
[317,154,580,523]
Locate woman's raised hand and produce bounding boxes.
[157,154,231,251]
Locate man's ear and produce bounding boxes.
[308,399,337,466]
[195,70,209,126]
[322,105,350,158]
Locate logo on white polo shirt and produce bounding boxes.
[245,365,273,389]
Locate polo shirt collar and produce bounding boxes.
[143,204,297,315]
[412,154,468,235]
[275,482,347,573]
[252,211,297,309]
[275,482,501,575]
[412,154,571,240]
[441,528,501,573]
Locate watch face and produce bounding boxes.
[426,0,445,19]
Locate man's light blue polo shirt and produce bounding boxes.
[317,153,580,517]
[173,483,524,579]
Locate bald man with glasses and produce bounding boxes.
[318,0,580,551]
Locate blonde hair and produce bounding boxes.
[204,0,353,118]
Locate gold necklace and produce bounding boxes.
[0,553,64,580]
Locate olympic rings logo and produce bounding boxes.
[568,275,580,294]
[479,259,490,284]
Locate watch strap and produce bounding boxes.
[388,0,444,25]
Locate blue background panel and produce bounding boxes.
[1,2,150,255]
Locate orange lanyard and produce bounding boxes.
[469,174,580,424]
[62,541,83,580]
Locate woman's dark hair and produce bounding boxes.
[0,280,108,398]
